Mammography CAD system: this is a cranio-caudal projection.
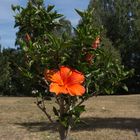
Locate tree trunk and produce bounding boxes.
[59,124,71,140]
[59,96,71,140]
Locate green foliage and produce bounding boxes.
[0,49,11,95]
[12,1,62,45]
[12,1,71,96]
[70,105,85,124]
[0,47,33,96]
[68,9,132,95]
[12,1,133,136]
[53,106,59,116]
[88,0,140,92]
[59,105,86,128]
[0,49,14,95]
[13,1,132,95]
[93,46,134,94]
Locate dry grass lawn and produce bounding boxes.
[0,95,140,140]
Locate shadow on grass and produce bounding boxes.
[15,117,140,132]
[15,121,57,132]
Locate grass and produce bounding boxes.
[0,95,140,140]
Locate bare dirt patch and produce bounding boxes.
[0,95,140,140]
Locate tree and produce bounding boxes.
[13,1,132,140]
[0,47,32,96]
[3,48,33,96]
[0,48,12,95]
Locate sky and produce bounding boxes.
[0,0,90,48]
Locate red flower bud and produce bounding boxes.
[92,37,100,50]
[85,53,94,65]
[25,33,31,42]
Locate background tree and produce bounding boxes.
[53,17,73,38]
[0,48,12,95]
[0,47,31,96]
[88,0,140,92]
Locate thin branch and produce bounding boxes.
[35,97,54,123]
[76,98,85,107]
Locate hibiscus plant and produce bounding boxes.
[13,1,133,140]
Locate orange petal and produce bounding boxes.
[49,83,68,95]
[67,84,85,96]
[50,71,63,85]
[60,66,72,82]
[67,70,85,85]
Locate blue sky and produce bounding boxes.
[0,0,90,48]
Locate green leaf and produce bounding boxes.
[75,9,84,17]
[28,60,34,68]
[122,84,128,92]
[55,14,63,19]
[19,67,33,79]
[14,22,19,28]
[59,118,68,127]
[72,105,85,117]
[47,5,55,12]
[53,106,59,116]
[11,5,16,11]
[86,78,91,93]
[35,10,41,15]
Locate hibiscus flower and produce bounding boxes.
[44,66,85,96]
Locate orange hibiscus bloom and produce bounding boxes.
[45,66,85,96]
[92,36,100,50]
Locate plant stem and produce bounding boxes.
[35,97,53,123]
[59,96,71,140]
[59,124,71,140]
